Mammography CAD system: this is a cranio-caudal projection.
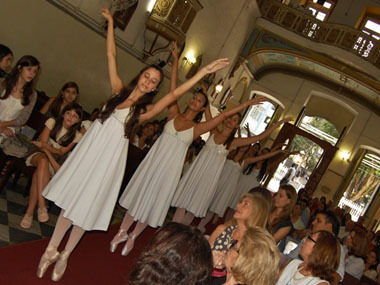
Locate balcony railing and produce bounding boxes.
[256,0,380,68]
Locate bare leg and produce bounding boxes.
[183,211,195,226]
[197,211,215,232]
[35,156,50,210]
[25,173,38,216]
[172,207,186,222]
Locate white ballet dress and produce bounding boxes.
[119,118,194,228]
[276,260,328,285]
[43,108,130,231]
[171,134,228,218]
[209,159,242,217]
[228,167,260,209]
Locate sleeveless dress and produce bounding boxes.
[228,167,260,209]
[209,159,242,217]
[119,118,194,228]
[43,108,130,231]
[172,134,228,218]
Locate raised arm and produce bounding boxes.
[100,7,123,96]
[230,117,293,149]
[193,97,265,138]
[167,42,181,120]
[243,149,288,165]
[139,58,230,123]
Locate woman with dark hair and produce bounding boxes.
[270,184,297,248]
[345,228,369,280]
[40,81,79,118]
[20,102,83,229]
[0,44,13,78]
[0,55,39,139]
[129,222,212,285]
[131,122,155,150]
[172,115,291,226]
[277,230,341,284]
[36,7,227,281]
[363,250,378,281]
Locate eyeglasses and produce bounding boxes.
[307,235,316,243]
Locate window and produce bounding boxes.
[299,116,340,145]
[304,0,336,22]
[354,17,380,58]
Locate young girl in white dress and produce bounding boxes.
[0,55,40,142]
[20,103,83,229]
[36,7,227,281]
[172,117,291,225]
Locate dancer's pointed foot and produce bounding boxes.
[121,234,137,256]
[51,250,70,282]
[110,229,128,253]
[36,246,60,278]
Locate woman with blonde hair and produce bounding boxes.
[270,184,297,249]
[208,192,271,283]
[224,227,280,285]
[277,230,341,284]
[345,227,369,280]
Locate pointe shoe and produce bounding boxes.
[36,246,60,278]
[110,229,128,253]
[20,214,33,229]
[121,234,137,256]
[51,250,70,282]
[38,207,49,223]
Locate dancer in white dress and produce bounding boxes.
[198,145,288,231]
[172,116,292,225]
[110,50,265,256]
[36,7,226,281]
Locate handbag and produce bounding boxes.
[0,134,39,158]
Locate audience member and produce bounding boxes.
[0,44,13,79]
[20,103,83,228]
[224,227,280,285]
[40,81,79,118]
[345,227,369,280]
[363,250,378,281]
[128,222,212,285]
[277,231,340,285]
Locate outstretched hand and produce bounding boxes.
[246,96,267,106]
[100,6,113,22]
[203,58,230,74]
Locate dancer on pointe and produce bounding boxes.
[36,7,214,281]
[171,113,292,225]
[111,49,264,257]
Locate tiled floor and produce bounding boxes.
[0,177,127,248]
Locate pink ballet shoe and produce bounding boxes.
[110,229,128,253]
[20,214,33,229]
[36,246,60,278]
[38,207,49,223]
[121,234,137,256]
[51,250,70,282]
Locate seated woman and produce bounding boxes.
[20,103,83,228]
[291,202,306,230]
[128,222,212,285]
[0,55,39,141]
[208,191,271,283]
[224,227,280,285]
[0,44,13,79]
[269,184,297,251]
[131,122,155,150]
[277,230,341,285]
[363,250,378,281]
[40,81,79,118]
[345,227,369,280]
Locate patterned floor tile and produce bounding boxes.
[8,212,41,236]
[39,222,56,238]
[0,210,8,226]
[0,198,7,212]
[9,227,42,244]
[7,200,27,216]
[6,189,29,206]
[0,224,10,242]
